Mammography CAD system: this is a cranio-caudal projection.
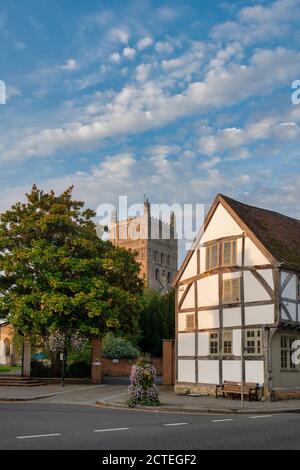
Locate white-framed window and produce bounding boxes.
[223,278,241,304]
[205,244,219,271]
[209,332,219,355]
[281,336,297,370]
[223,330,233,355]
[186,314,195,331]
[222,240,237,266]
[297,277,300,301]
[245,329,262,355]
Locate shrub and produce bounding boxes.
[102,333,140,360]
[66,360,90,378]
[126,354,160,408]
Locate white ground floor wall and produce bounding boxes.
[177,359,264,385]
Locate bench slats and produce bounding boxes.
[216,381,259,401]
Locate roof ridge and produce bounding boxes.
[219,194,300,225]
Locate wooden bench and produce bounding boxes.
[216,381,259,401]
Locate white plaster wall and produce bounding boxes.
[281,306,290,321]
[223,360,242,382]
[244,237,269,266]
[245,304,275,325]
[181,283,195,309]
[198,310,219,329]
[198,360,219,384]
[233,330,241,356]
[282,302,297,321]
[197,275,218,307]
[178,313,190,332]
[244,271,271,303]
[178,285,187,303]
[178,333,195,356]
[223,308,242,327]
[282,273,297,300]
[203,203,242,242]
[257,269,274,290]
[198,332,209,356]
[199,246,206,274]
[245,360,264,384]
[178,360,195,383]
[180,250,197,281]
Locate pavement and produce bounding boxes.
[1,380,300,414]
[1,402,300,449]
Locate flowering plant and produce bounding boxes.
[126,354,160,407]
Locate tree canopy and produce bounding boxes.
[0,185,143,339]
[138,288,175,357]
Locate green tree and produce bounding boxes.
[138,288,175,357]
[0,185,143,340]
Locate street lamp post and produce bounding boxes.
[61,332,67,388]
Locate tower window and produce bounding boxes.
[155,268,159,281]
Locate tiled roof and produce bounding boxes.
[221,195,300,271]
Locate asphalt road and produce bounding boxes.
[1,403,300,450]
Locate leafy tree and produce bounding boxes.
[0,185,143,341]
[138,288,175,357]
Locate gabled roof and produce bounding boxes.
[173,194,300,286]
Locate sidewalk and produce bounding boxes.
[96,385,300,415]
[1,383,300,414]
[0,384,108,402]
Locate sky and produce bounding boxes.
[0,0,300,260]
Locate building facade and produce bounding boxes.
[110,198,178,292]
[173,194,300,400]
[0,321,15,365]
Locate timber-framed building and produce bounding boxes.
[173,194,300,400]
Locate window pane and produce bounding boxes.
[211,244,218,269]
[205,246,211,271]
[223,242,231,266]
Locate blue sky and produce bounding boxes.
[1,0,300,237]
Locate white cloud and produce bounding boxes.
[155,41,174,55]
[110,28,129,44]
[199,116,300,156]
[4,47,300,162]
[62,59,78,71]
[135,63,151,81]
[211,0,300,44]
[137,36,153,50]
[123,47,136,59]
[109,52,121,64]
[199,156,222,169]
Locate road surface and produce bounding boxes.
[0,403,300,450]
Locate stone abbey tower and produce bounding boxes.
[110,198,178,292]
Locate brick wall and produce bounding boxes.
[163,339,175,385]
[102,357,162,377]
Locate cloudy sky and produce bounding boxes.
[1,0,300,253]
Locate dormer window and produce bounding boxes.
[205,238,238,271]
[205,243,219,271]
[222,240,237,266]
